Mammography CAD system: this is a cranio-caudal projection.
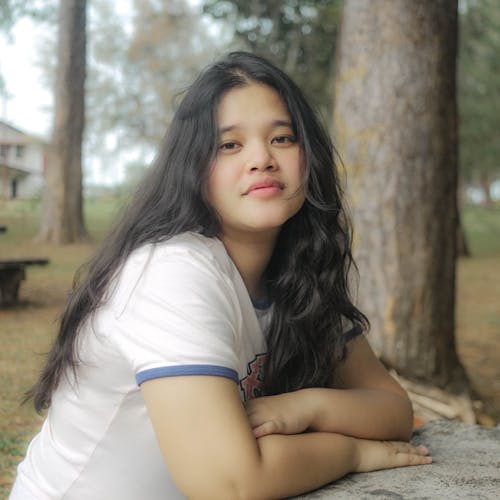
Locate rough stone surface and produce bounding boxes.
[296,420,500,499]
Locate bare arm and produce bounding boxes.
[141,374,428,499]
[246,335,414,441]
[324,334,413,439]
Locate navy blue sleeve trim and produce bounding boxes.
[251,296,272,310]
[136,364,239,386]
[343,324,364,343]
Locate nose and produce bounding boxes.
[246,140,277,172]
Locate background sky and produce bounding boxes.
[0,17,52,138]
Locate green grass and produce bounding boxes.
[0,435,26,458]
[0,196,127,244]
[462,204,500,256]
[84,195,130,239]
[3,199,498,256]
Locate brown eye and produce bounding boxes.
[219,142,239,151]
[271,135,296,145]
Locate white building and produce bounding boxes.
[0,120,48,200]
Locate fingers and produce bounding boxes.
[249,416,287,438]
[388,441,433,467]
[385,442,428,455]
[246,409,270,433]
[415,444,431,456]
[252,421,278,438]
[245,399,286,436]
[355,439,433,473]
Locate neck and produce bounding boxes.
[220,229,279,300]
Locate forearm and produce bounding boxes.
[246,432,356,500]
[243,427,431,499]
[306,388,413,441]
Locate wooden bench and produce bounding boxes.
[0,226,50,305]
[0,259,50,306]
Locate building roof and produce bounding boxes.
[0,119,49,146]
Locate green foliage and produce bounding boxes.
[458,0,500,182]
[85,0,221,164]
[202,0,342,115]
[0,72,7,96]
[0,0,55,32]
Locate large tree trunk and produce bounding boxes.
[333,0,469,392]
[38,0,87,243]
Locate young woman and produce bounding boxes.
[11,52,431,500]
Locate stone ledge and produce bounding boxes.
[296,420,500,499]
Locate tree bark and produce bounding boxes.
[333,0,469,392]
[38,0,87,243]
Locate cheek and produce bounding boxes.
[205,167,219,210]
[206,165,232,208]
[295,191,306,214]
[288,149,304,181]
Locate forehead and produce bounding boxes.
[217,83,291,128]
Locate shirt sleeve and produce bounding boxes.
[107,245,240,386]
[341,316,364,343]
[343,323,364,342]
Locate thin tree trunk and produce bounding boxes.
[38,0,87,243]
[479,171,494,207]
[333,0,469,392]
[456,210,470,257]
[456,176,470,257]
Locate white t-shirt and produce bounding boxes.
[10,232,360,500]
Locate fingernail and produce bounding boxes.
[425,456,433,463]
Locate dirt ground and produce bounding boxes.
[455,254,500,421]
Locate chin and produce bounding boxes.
[247,217,293,232]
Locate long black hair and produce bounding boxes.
[29,51,368,411]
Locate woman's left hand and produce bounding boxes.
[244,390,315,438]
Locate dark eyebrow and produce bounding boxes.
[218,120,294,135]
[271,119,294,128]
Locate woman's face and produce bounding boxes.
[207,83,305,242]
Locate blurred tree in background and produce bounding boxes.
[202,0,342,115]
[458,0,500,206]
[87,0,219,159]
[0,0,86,243]
[38,0,87,243]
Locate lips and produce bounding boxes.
[244,178,284,195]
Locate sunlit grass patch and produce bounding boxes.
[462,204,500,257]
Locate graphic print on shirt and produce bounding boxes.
[239,353,267,401]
